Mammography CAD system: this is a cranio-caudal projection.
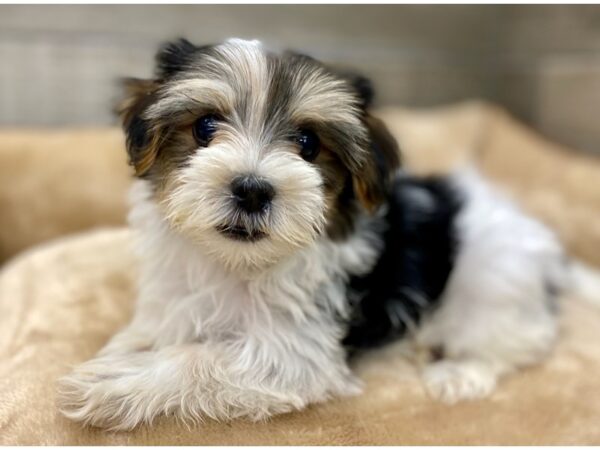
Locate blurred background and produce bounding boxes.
[1,4,600,153]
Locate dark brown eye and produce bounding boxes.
[295,129,320,162]
[193,114,219,147]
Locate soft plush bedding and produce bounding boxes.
[1,101,600,444]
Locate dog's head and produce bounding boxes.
[119,38,400,274]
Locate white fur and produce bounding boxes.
[417,168,567,403]
[164,136,327,276]
[59,39,376,429]
[58,166,572,427]
[58,38,576,429]
[58,180,381,430]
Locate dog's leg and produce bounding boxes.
[415,229,564,403]
[413,170,566,404]
[58,334,357,430]
[58,343,305,430]
[417,268,560,405]
[421,357,502,404]
[416,241,562,404]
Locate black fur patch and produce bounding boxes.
[155,38,199,78]
[127,115,151,152]
[343,173,463,352]
[339,71,374,109]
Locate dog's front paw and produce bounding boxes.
[423,359,497,404]
[57,355,160,430]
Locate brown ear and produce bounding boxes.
[117,78,162,176]
[353,114,402,212]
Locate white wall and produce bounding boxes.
[1,5,599,153]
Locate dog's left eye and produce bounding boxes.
[193,114,219,147]
[295,129,320,162]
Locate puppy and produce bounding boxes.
[58,38,568,430]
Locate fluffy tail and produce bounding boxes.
[568,261,600,307]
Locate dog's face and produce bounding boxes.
[120,38,399,274]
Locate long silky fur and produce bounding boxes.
[58,38,575,429]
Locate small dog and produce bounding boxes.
[59,38,569,430]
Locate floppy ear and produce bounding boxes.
[118,39,207,176]
[117,77,162,177]
[118,39,201,176]
[333,70,400,211]
[353,114,402,212]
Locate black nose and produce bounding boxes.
[230,175,275,214]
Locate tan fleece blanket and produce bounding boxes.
[1,102,600,444]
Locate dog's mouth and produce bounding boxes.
[216,224,267,243]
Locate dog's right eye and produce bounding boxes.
[295,128,321,162]
[193,115,219,147]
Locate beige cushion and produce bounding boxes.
[0,128,130,263]
[1,102,600,444]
